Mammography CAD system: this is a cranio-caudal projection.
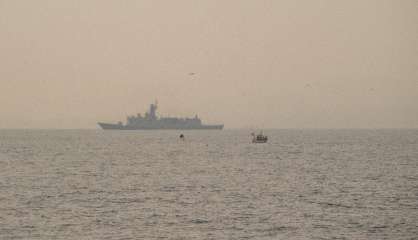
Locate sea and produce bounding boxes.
[0,129,417,240]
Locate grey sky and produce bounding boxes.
[1,0,417,129]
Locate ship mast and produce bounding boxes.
[148,100,158,120]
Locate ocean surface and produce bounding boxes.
[0,129,417,239]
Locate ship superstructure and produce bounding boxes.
[98,102,223,130]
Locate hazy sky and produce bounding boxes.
[1,0,417,129]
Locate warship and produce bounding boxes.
[98,102,223,130]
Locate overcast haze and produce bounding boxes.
[1,0,417,129]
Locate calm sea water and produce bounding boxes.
[0,129,417,239]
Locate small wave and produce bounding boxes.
[190,219,210,224]
[317,201,353,209]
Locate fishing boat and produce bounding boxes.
[251,132,268,143]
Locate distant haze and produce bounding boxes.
[1,0,417,129]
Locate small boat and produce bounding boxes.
[251,132,268,143]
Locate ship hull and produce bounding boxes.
[98,122,223,130]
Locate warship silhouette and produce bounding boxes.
[98,102,223,130]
